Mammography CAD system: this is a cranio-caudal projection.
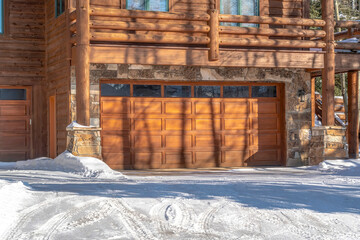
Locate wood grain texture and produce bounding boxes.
[100,81,284,169]
[347,71,359,158]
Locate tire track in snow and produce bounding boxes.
[149,199,195,235]
[40,198,105,240]
[2,195,77,240]
[110,198,157,240]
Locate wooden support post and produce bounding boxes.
[321,0,335,126]
[76,0,90,126]
[311,77,316,127]
[208,9,219,61]
[348,71,359,158]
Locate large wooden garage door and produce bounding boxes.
[0,86,32,161]
[100,81,284,169]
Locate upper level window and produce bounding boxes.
[127,0,168,12]
[220,0,259,27]
[56,0,65,17]
[0,0,4,34]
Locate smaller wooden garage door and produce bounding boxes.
[0,87,32,161]
[100,81,285,169]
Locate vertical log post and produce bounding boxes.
[208,9,219,61]
[321,0,335,126]
[76,0,90,126]
[348,71,359,158]
[311,77,316,127]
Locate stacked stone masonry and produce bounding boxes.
[66,126,102,159]
[309,126,348,165]
[71,64,313,166]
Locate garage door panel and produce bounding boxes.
[250,149,279,162]
[0,152,28,162]
[102,135,130,148]
[134,101,162,114]
[195,102,221,114]
[0,105,27,116]
[224,135,249,147]
[101,100,129,114]
[165,119,192,131]
[165,102,192,114]
[194,152,220,167]
[252,133,279,146]
[253,102,278,114]
[0,120,28,131]
[134,153,162,169]
[223,151,247,166]
[134,135,162,148]
[102,118,130,130]
[224,102,248,114]
[224,119,248,130]
[195,135,221,147]
[164,152,192,167]
[195,119,221,130]
[0,135,28,149]
[103,152,131,169]
[101,83,283,169]
[134,119,162,130]
[253,117,278,130]
[165,135,192,148]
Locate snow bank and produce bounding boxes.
[0,180,32,237]
[0,152,125,179]
[318,159,360,176]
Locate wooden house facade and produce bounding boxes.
[0,0,359,169]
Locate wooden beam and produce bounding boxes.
[219,26,326,38]
[208,9,219,61]
[336,21,360,29]
[219,14,326,27]
[347,71,359,158]
[76,0,90,126]
[311,77,316,127]
[89,46,325,69]
[90,32,210,45]
[220,38,326,49]
[90,7,210,21]
[321,0,335,126]
[90,20,210,33]
[336,42,360,51]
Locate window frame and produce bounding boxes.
[126,0,170,12]
[55,0,66,18]
[0,0,8,35]
[218,0,260,27]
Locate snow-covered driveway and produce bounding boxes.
[1,155,360,239]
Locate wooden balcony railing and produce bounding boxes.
[69,5,359,61]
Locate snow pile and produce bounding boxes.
[0,152,125,179]
[67,121,96,128]
[318,159,360,176]
[0,180,33,236]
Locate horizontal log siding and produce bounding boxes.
[45,0,71,155]
[0,0,47,158]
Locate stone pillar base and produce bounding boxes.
[309,126,348,165]
[66,126,102,159]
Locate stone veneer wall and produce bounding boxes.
[70,64,312,166]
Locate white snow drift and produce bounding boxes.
[0,151,124,179]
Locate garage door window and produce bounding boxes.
[133,85,161,97]
[101,84,130,97]
[252,86,277,98]
[195,86,221,98]
[224,86,249,98]
[165,85,191,98]
[0,89,26,100]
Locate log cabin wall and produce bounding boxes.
[0,0,47,158]
[45,0,71,155]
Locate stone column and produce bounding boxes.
[66,126,102,159]
[309,126,348,165]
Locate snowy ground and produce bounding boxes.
[1,154,360,240]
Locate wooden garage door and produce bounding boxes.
[100,81,284,169]
[0,87,32,161]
